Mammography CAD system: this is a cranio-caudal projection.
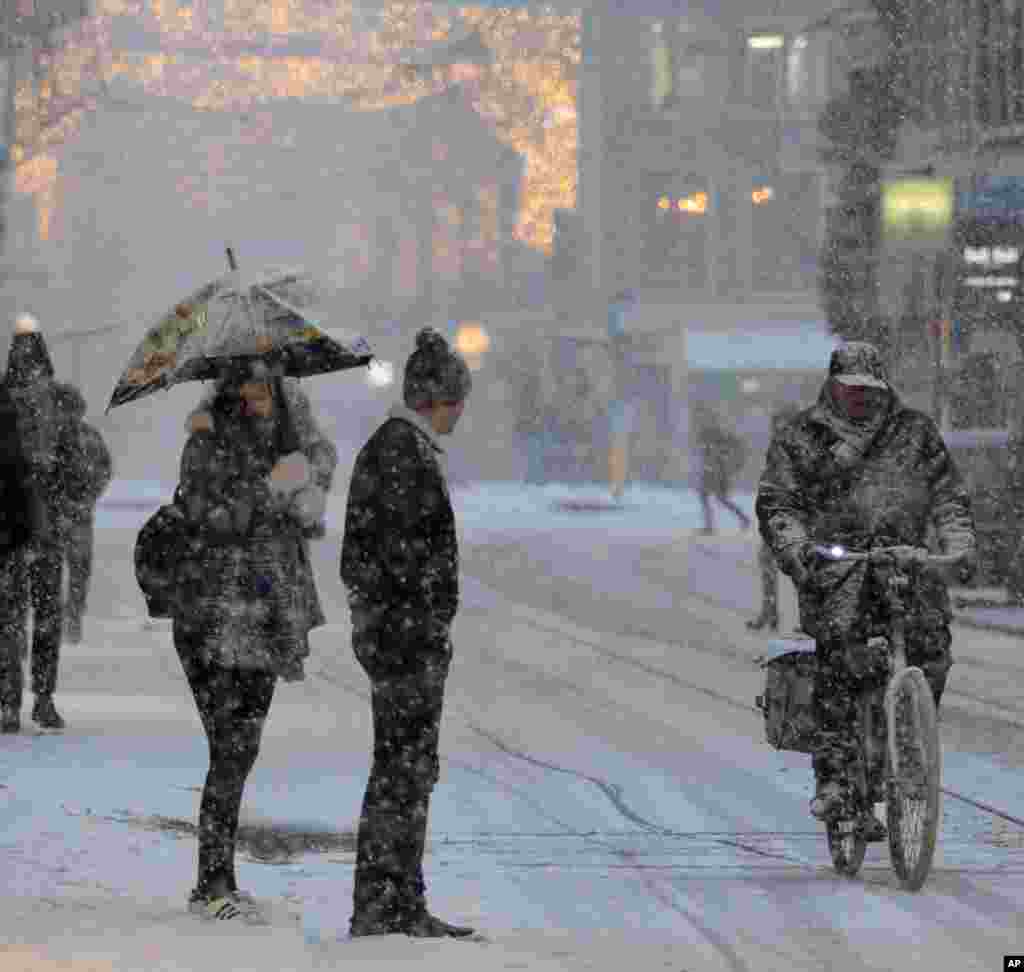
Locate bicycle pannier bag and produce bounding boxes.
[755,640,819,754]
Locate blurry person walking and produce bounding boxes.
[341,327,476,939]
[2,314,88,730]
[173,361,336,923]
[747,402,801,632]
[0,371,43,733]
[516,357,550,486]
[60,412,113,645]
[692,400,751,534]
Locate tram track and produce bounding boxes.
[509,608,1024,829]
[459,544,1024,834]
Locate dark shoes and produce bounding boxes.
[402,910,476,939]
[810,781,846,821]
[1,706,19,733]
[350,908,476,939]
[32,695,65,730]
[746,610,779,632]
[857,813,888,843]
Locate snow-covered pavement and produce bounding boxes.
[1,481,1023,971]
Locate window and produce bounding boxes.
[745,32,784,112]
[786,33,829,114]
[751,171,822,292]
[642,179,709,292]
[650,19,710,109]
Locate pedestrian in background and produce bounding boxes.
[512,353,550,486]
[59,407,113,646]
[747,401,801,632]
[692,400,751,534]
[2,313,87,730]
[341,327,476,939]
[0,373,43,733]
[558,366,598,482]
[174,360,336,923]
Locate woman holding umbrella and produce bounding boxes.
[108,252,371,923]
[174,357,336,923]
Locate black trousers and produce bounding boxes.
[63,514,95,626]
[813,627,952,809]
[0,542,63,708]
[698,487,750,532]
[351,645,450,926]
[174,623,276,896]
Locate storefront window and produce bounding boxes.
[745,33,783,113]
[786,33,829,114]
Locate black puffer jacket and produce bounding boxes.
[341,404,458,671]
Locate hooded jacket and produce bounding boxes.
[756,383,975,641]
[4,327,88,538]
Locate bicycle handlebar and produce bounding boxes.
[811,544,967,569]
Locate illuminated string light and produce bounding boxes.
[17,2,580,255]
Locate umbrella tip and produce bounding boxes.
[226,246,237,271]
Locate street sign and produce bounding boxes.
[958,175,1024,225]
[882,177,954,247]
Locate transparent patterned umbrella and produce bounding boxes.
[107,247,373,410]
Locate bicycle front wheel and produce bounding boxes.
[885,666,941,891]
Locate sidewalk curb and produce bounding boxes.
[952,613,1024,637]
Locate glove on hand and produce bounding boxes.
[779,542,815,589]
[290,484,327,532]
[268,452,312,495]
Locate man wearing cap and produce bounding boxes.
[756,342,975,836]
[341,327,476,939]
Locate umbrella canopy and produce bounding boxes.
[108,256,373,410]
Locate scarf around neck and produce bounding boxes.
[388,402,446,455]
[813,382,892,471]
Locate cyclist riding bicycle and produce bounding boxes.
[755,342,975,837]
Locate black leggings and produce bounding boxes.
[175,627,276,896]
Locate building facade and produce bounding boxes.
[556,0,836,487]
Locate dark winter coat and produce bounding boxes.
[0,382,39,554]
[756,385,975,642]
[694,410,747,495]
[174,381,336,681]
[4,332,86,542]
[62,421,113,522]
[341,403,458,673]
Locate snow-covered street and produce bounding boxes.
[1,483,1022,971]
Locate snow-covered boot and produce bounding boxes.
[1,705,20,733]
[32,695,65,730]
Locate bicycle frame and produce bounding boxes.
[812,543,959,889]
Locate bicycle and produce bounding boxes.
[756,543,964,891]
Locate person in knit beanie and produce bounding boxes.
[1,313,87,731]
[340,327,475,939]
[402,326,473,418]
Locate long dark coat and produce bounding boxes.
[0,382,38,555]
[174,386,336,682]
[756,386,975,642]
[340,403,458,674]
[4,332,86,543]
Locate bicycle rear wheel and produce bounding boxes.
[885,666,941,891]
[826,817,866,877]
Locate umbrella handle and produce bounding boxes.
[226,247,237,271]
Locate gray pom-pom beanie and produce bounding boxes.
[403,327,472,409]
